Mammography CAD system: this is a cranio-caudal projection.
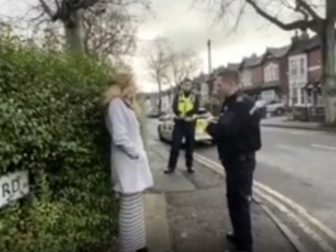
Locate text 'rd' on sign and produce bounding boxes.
[0,171,29,209]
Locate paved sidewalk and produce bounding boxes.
[261,116,336,132]
[144,141,296,252]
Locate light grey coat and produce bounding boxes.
[106,98,153,194]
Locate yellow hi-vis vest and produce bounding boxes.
[178,93,195,118]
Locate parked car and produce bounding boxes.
[255,100,267,119]
[266,100,285,116]
[157,108,214,144]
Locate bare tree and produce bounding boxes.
[32,0,150,54]
[33,0,97,53]
[146,37,173,113]
[146,38,201,112]
[200,0,336,123]
[168,48,201,86]
[82,4,137,60]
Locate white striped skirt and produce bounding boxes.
[118,193,146,252]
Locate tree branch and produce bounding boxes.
[296,0,323,22]
[38,0,55,19]
[246,0,315,31]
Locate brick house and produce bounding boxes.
[288,34,324,121]
[261,46,291,104]
[239,54,263,98]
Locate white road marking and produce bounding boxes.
[262,127,312,134]
[255,187,334,252]
[311,144,336,152]
[288,130,311,135]
[256,182,336,247]
[277,144,301,152]
[194,153,336,252]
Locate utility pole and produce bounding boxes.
[207,39,212,74]
[207,39,213,113]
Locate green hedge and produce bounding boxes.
[0,35,118,252]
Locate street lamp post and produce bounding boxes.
[207,39,214,113]
[207,39,212,75]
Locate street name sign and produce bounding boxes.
[0,171,29,209]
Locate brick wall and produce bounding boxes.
[251,65,264,86]
[307,48,322,82]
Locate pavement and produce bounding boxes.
[261,116,336,132]
[143,134,296,252]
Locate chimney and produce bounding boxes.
[300,29,309,41]
[291,30,300,44]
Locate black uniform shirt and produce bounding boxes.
[206,91,261,160]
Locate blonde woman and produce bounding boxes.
[105,74,153,252]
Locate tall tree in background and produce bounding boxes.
[168,48,201,87]
[146,37,172,113]
[146,37,201,113]
[201,0,336,123]
[82,4,137,60]
[34,0,149,54]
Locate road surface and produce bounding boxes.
[196,126,336,234]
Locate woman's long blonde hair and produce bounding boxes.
[104,73,141,116]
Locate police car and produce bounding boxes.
[157,108,214,143]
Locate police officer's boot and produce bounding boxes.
[187,167,194,173]
[226,232,237,244]
[164,168,174,174]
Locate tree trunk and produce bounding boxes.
[64,11,84,54]
[321,0,336,124]
[157,79,162,114]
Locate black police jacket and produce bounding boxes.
[206,91,261,160]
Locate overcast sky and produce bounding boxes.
[0,0,294,92]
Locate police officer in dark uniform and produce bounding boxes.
[164,79,199,174]
[206,69,261,252]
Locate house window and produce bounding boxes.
[300,58,305,75]
[292,88,298,105]
[265,63,279,82]
[290,59,298,77]
[307,93,313,106]
[300,89,305,105]
[274,64,279,81]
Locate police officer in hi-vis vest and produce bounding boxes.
[164,79,200,174]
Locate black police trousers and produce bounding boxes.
[222,153,256,252]
[168,120,196,170]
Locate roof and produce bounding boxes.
[240,54,262,69]
[290,35,320,55]
[227,63,240,71]
[267,46,291,58]
[305,35,320,51]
